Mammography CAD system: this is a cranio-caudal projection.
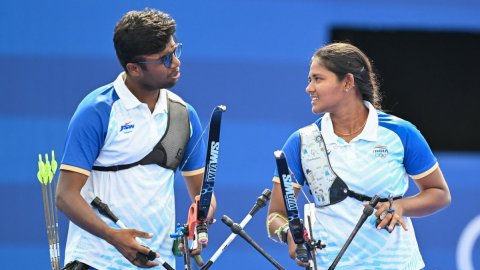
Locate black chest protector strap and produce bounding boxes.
[92,93,190,172]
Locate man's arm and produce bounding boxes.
[56,170,159,268]
[184,172,216,221]
[56,170,112,239]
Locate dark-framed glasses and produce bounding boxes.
[137,43,183,68]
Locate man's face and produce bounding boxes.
[136,39,181,91]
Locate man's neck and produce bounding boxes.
[124,75,160,113]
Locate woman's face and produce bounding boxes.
[306,59,347,114]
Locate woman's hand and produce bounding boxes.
[366,200,408,232]
[286,230,310,267]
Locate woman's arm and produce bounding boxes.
[375,166,451,232]
[398,167,451,217]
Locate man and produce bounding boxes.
[56,8,215,269]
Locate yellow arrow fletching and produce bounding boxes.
[38,154,46,185]
[51,150,58,174]
[45,154,53,183]
[37,169,42,184]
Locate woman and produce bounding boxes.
[266,42,451,269]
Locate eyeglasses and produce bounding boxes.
[136,43,183,68]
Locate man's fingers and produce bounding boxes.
[207,217,216,225]
[132,238,157,262]
[178,241,203,258]
[194,254,204,266]
[144,260,160,268]
[132,229,154,239]
[131,252,160,268]
[144,249,158,260]
[190,247,202,256]
[135,252,150,265]
[178,242,185,253]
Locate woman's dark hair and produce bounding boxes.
[312,42,382,109]
[113,8,176,71]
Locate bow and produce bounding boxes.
[174,105,227,267]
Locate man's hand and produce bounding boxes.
[106,228,160,268]
[206,204,216,225]
[177,204,215,267]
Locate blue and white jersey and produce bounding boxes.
[60,73,206,270]
[274,102,437,269]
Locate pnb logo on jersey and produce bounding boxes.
[373,145,389,158]
[120,122,135,133]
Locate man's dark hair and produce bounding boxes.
[113,8,176,71]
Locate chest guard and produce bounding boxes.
[300,124,349,207]
[299,124,401,206]
[93,90,190,172]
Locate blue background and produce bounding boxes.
[1,1,479,269]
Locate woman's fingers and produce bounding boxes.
[295,258,311,267]
[389,213,408,231]
[373,202,390,218]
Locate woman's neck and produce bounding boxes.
[331,100,369,141]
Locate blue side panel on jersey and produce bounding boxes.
[61,84,119,171]
[378,112,437,176]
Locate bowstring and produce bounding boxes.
[289,169,313,205]
[179,121,211,172]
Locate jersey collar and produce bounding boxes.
[152,90,168,116]
[321,101,378,144]
[113,72,168,115]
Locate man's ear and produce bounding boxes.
[126,63,143,77]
